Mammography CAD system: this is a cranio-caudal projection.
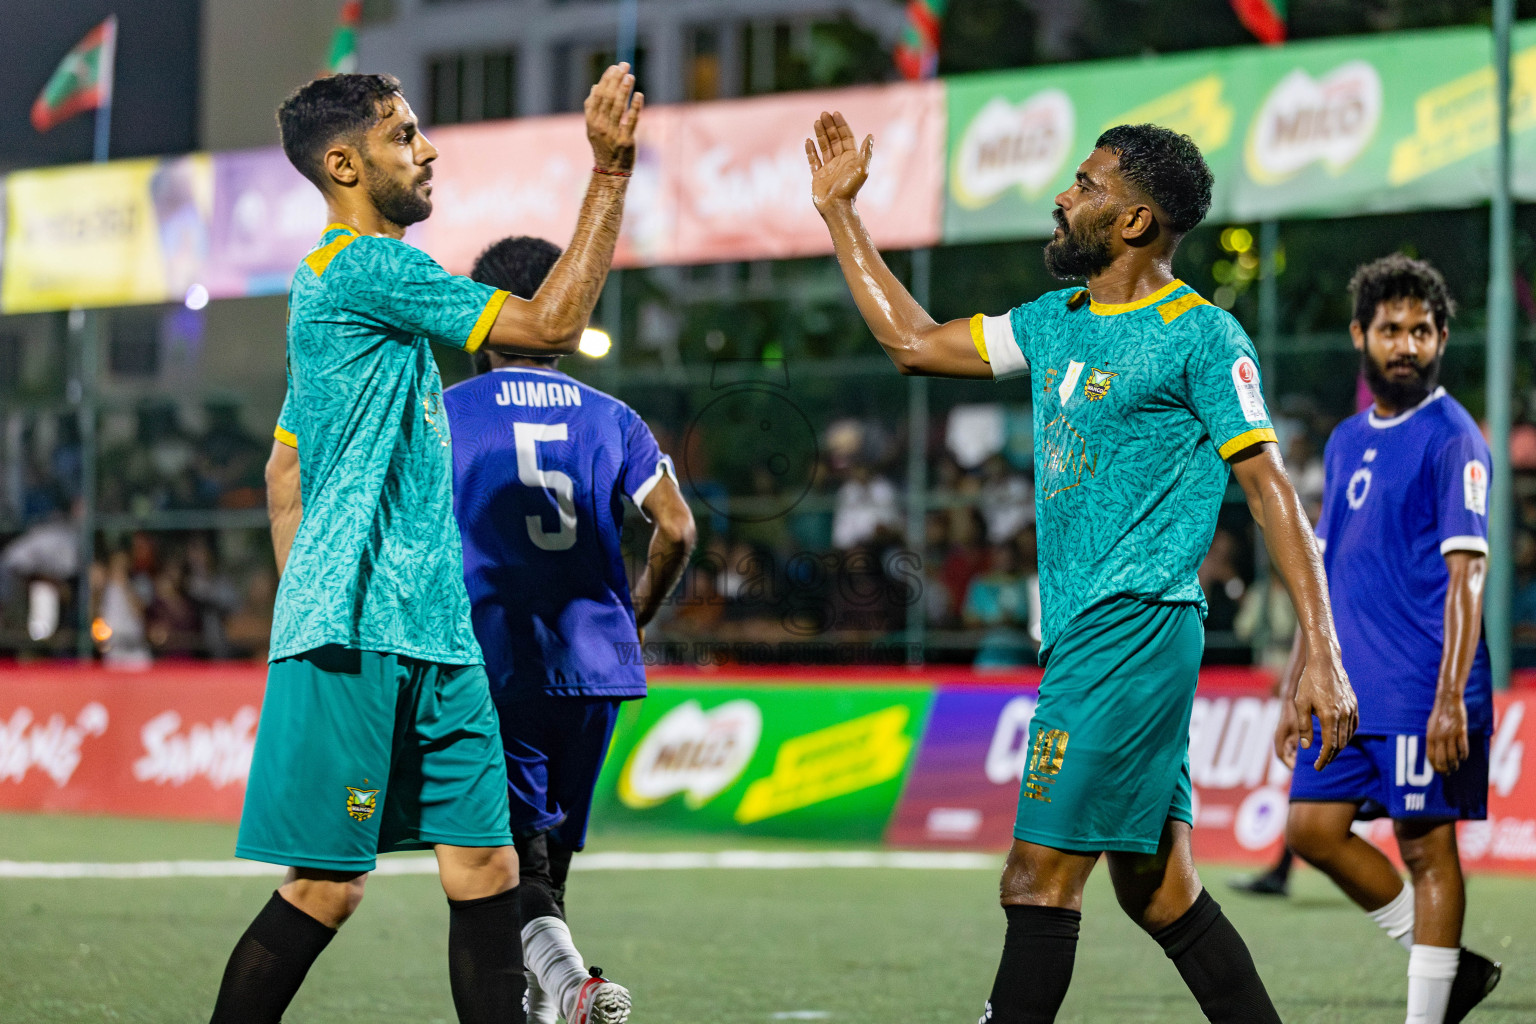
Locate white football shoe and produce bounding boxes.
[568,966,631,1024]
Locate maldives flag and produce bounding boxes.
[327,0,361,75]
[894,0,947,81]
[1231,0,1286,44]
[30,15,118,133]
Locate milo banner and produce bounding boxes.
[591,682,933,841]
[944,23,1536,242]
[945,49,1245,243]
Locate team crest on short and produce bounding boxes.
[345,787,379,822]
[1082,367,1118,401]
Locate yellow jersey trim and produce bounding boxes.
[303,225,360,279]
[273,425,298,449]
[1218,427,1277,460]
[1157,292,1211,324]
[1088,279,1185,316]
[465,290,511,353]
[969,313,990,363]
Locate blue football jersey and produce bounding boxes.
[1316,388,1493,735]
[444,366,674,700]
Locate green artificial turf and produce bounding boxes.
[1,813,1532,1023]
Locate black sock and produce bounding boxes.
[1152,890,1281,1024]
[984,904,1080,1024]
[209,891,336,1024]
[1271,847,1293,883]
[514,833,564,922]
[447,886,525,1024]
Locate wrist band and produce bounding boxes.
[592,165,633,178]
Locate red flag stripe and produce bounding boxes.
[1230,0,1285,44]
[30,83,107,134]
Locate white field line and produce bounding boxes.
[0,850,998,880]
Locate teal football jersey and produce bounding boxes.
[270,224,510,664]
[971,280,1276,657]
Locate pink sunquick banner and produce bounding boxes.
[410,108,683,274]
[410,82,943,274]
[206,148,328,299]
[668,81,944,262]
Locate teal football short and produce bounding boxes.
[236,646,513,872]
[1014,596,1202,855]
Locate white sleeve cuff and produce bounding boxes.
[628,456,676,520]
[981,314,1029,381]
[1440,535,1489,555]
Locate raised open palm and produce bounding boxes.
[805,110,874,211]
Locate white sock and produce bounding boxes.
[1405,944,1460,1024]
[522,916,590,1021]
[1369,884,1417,952]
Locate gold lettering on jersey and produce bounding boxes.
[423,392,449,447]
[1042,366,1059,398]
[1038,414,1098,499]
[1023,728,1069,802]
[1082,367,1118,401]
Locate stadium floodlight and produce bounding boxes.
[579,327,612,358]
[184,283,209,310]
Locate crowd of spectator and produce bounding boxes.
[2,391,1535,668]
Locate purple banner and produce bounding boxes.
[886,685,1037,848]
[205,148,326,300]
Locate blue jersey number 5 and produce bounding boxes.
[513,422,577,551]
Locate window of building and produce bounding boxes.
[687,27,723,102]
[429,49,519,125]
[109,313,160,379]
[553,42,648,113]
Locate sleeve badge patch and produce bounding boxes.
[1463,460,1488,515]
[1231,356,1268,423]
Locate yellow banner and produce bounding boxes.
[1,156,210,314]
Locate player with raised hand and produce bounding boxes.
[445,235,696,1024]
[209,65,641,1024]
[807,110,1357,1024]
[1279,255,1502,1024]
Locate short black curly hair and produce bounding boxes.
[277,73,402,188]
[469,236,564,373]
[1348,253,1456,332]
[1094,124,1214,235]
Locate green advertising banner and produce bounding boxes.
[591,682,933,841]
[944,23,1536,243]
[1513,22,1536,202]
[945,49,1244,243]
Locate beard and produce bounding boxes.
[1043,206,1116,280]
[1362,347,1441,412]
[363,153,432,227]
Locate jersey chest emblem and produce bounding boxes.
[1346,467,1372,510]
[1082,367,1118,401]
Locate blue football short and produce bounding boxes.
[1288,727,1489,820]
[496,693,623,850]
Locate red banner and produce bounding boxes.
[0,663,264,821]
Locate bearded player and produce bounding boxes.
[807,112,1357,1023]
[209,67,641,1024]
[1279,255,1502,1024]
[446,236,695,1024]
